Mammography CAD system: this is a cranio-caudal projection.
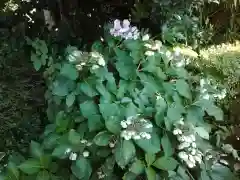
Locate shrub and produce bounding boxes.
[195,41,240,99]
[1,19,238,180]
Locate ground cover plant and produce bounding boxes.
[0,0,240,180]
[0,19,239,180]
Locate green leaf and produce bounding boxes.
[33,59,42,71]
[117,80,128,98]
[161,134,174,157]
[194,100,223,121]
[52,76,75,97]
[123,172,137,180]
[93,131,112,146]
[167,103,184,122]
[155,95,167,126]
[60,63,78,80]
[210,163,235,180]
[125,103,138,117]
[30,141,42,159]
[78,82,98,97]
[124,39,141,51]
[68,129,81,144]
[6,162,19,180]
[129,159,144,175]
[115,140,136,168]
[99,103,120,120]
[80,101,98,118]
[105,116,121,134]
[115,60,136,80]
[88,114,104,132]
[194,127,209,140]
[186,106,204,124]
[66,93,75,107]
[145,167,156,180]
[36,170,50,180]
[135,132,161,154]
[145,153,156,167]
[18,159,42,175]
[153,157,178,171]
[71,157,92,180]
[175,79,191,99]
[52,144,70,159]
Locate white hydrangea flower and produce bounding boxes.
[81,139,88,144]
[65,148,71,155]
[178,151,188,161]
[133,135,141,140]
[142,34,150,41]
[109,143,115,148]
[83,151,90,157]
[109,19,140,40]
[69,152,77,161]
[145,133,151,139]
[145,123,153,129]
[145,51,155,56]
[187,160,196,168]
[120,121,128,128]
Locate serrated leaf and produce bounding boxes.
[36,170,50,180]
[78,82,98,97]
[194,100,223,121]
[145,167,156,180]
[123,172,137,180]
[30,141,42,159]
[33,59,42,71]
[99,103,120,120]
[68,129,81,144]
[145,153,156,167]
[195,127,209,140]
[66,93,75,107]
[129,160,144,175]
[134,132,160,154]
[6,162,19,180]
[93,131,112,146]
[153,157,178,171]
[71,157,92,180]
[80,100,98,118]
[88,114,104,132]
[105,116,121,134]
[175,79,191,99]
[18,159,42,175]
[52,144,70,159]
[117,80,128,98]
[167,103,184,122]
[115,140,136,168]
[161,134,174,157]
[60,63,78,80]
[52,77,75,97]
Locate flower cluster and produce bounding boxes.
[80,139,93,147]
[65,148,90,161]
[66,47,106,71]
[120,115,153,140]
[173,119,203,168]
[144,39,163,56]
[97,170,106,179]
[110,19,140,40]
[199,78,226,100]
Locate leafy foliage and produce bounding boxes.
[1,19,238,179]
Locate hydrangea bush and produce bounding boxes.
[1,19,238,180]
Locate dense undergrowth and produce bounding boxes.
[0,0,240,179]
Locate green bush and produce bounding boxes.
[1,20,238,180]
[194,41,240,98]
